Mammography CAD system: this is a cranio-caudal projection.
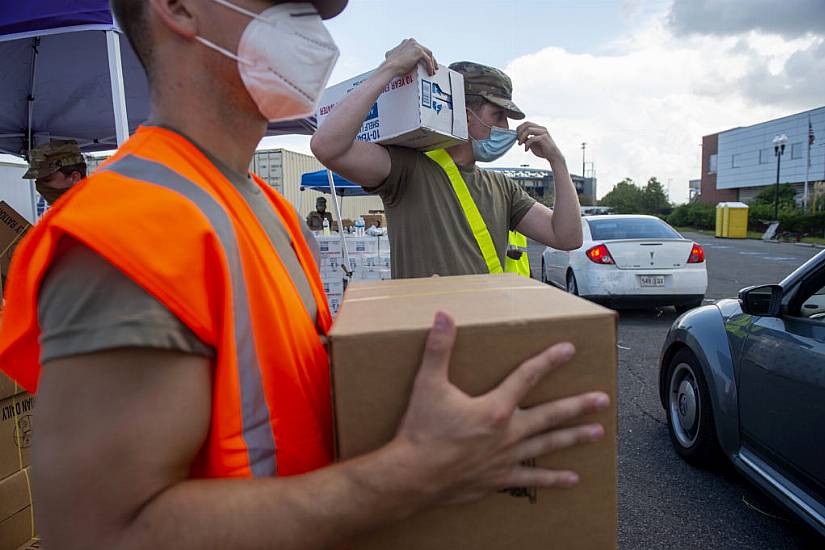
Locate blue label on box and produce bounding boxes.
[423,81,452,115]
[421,80,432,108]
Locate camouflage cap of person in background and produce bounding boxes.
[448,61,526,120]
[22,140,85,180]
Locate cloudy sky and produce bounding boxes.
[264,0,825,204]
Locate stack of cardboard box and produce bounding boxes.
[317,235,392,316]
[0,371,36,549]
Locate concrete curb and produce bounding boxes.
[792,242,825,249]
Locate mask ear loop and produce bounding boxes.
[209,0,267,22]
[194,35,253,66]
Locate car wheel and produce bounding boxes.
[675,298,704,314]
[541,258,548,284]
[566,271,578,296]
[666,348,721,467]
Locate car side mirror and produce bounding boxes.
[738,284,783,317]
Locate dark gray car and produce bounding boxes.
[658,249,825,538]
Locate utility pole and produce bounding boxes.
[773,134,788,221]
[581,142,586,182]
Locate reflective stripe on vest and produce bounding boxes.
[424,149,503,274]
[104,154,278,477]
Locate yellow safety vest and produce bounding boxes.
[506,230,532,278]
[425,149,529,277]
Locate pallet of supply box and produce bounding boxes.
[316,235,346,316]
[329,274,618,550]
[0,371,36,549]
[316,65,468,151]
[316,234,393,316]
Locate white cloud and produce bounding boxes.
[494,17,823,204]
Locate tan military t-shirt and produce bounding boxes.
[372,146,536,279]
[37,129,318,363]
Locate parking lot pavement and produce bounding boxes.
[526,236,823,548]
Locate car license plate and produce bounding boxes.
[640,275,665,287]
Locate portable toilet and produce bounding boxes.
[715,204,724,237]
[715,202,749,238]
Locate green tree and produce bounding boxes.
[642,177,670,214]
[750,183,797,209]
[598,178,644,214]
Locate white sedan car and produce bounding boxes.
[541,215,708,312]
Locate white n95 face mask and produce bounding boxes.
[196,0,340,122]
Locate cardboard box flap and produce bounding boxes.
[331,273,614,337]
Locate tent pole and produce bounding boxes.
[106,31,130,146]
[26,37,40,222]
[326,170,352,279]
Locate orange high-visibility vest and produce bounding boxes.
[0,126,334,478]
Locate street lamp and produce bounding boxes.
[772,133,788,221]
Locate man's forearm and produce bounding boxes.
[547,155,582,248]
[121,439,432,550]
[311,63,398,162]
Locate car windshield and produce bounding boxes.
[587,218,681,241]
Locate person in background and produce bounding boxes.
[23,140,86,206]
[306,195,334,230]
[311,42,583,279]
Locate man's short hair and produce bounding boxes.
[58,163,87,179]
[110,0,153,77]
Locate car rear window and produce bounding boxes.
[587,218,681,241]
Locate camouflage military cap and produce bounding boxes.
[449,61,525,120]
[23,140,85,180]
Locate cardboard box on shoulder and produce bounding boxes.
[329,274,617,550]
[0,468,35,550]
[0,202,32,294]
[0,392,33,482]
[317,65,468,151]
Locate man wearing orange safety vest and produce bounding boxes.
[0,1,608,547]
[312,47,583,280]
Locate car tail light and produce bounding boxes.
[586,244,615,264]
[687,243,705,263]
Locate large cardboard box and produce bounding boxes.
[0,202,32,294]
[15,539,40,550]
[0,468,35,550]
[0,371,24,402]
[0,393,33,482]
[317,65,468,151]
[329,274,617,550]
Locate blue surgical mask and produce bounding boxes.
[469,110,518,162]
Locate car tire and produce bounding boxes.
[541,258,548,284]
[675,298,704,314]
[566,271,579,296]
[665,348,721,467]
